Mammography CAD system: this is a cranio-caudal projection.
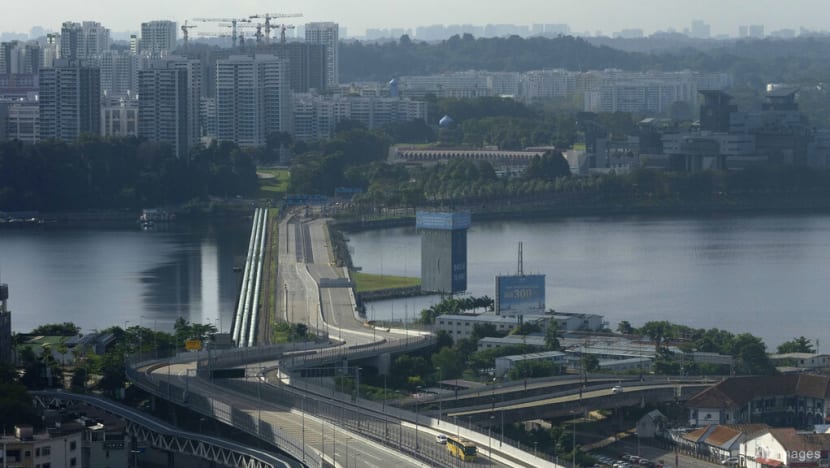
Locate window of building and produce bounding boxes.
[25,450,31,458]
[70,441,77,451]
[70,457,77,467]
[35,448,40,457]
[42,447,50,456]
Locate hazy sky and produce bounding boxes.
[3,0,830,37]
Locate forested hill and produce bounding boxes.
[339,34,830,86]
[339,35,654,81]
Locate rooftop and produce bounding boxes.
[686,374,830,409]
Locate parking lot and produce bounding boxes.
[591,439,722,468]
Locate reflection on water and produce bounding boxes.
[0,221,249,334]
[348,214,830,348]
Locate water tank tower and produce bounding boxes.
[416,211,470,294]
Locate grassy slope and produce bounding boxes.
[352,271,420,293]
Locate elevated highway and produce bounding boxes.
[133,210,671,467]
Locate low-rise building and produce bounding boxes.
[741,428,830,468]
[597,356,652,372]
[494,350,566,378]
[681,424,769,460]
[686,374,830,427]
[636,409,668,438]
[0,424,84,468]
[477,335,546,352]
[769,353,830,371]
[434,313,525,340]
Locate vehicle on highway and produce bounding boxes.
[612,385,624,394]
[436,434,447,444]
[446,435,477,461]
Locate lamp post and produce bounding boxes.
[436,366,443,425]
[415,386,421,450]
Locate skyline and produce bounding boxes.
[2,0,830,39]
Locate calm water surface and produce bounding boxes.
[0,221,250,334]
[347,214,830,349]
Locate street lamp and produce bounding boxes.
[436,366,443,425]
[415,386,422,450]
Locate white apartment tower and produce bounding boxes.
[140,21,177,57]
[215,54,290,148]
[138,57,201,158]
[305,22,339,87]
[38,59,101,141]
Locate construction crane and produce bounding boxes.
[248,13,303,44]
[181,20,197,49]
[277,24,296,45]
[219,22,263,46]
[193,17,251,49]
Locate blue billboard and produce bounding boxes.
[495,274,546,314]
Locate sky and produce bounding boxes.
[3,0,830,38]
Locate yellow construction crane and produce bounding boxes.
[180,20,197,49]
[248,13,303,44]
[192,17,251,48]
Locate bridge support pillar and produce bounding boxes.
[374,352,391,375]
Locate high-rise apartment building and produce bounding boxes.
[60,21,110,60]
[0,41,42,75]
[305,22,338,87]
[280,42,327,92]
[138,57,200,158]
[95,50,139,98]
[39,58,101,141]
[215,54,290,147]
[140,21,177,57]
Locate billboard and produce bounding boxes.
[495,274,546,315]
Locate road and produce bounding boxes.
[148,361,435,468]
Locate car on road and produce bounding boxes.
[612,385,624,394]
[436,434,448,444]
[721,457,739,465]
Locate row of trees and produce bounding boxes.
[0,136,258,211]
[618,320,779,375]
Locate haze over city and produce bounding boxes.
[3,0,830,38]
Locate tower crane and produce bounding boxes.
[181,21,197,49]
[277,24,296,45]
[192,17,251,49]
[248,13,303,44]
[219,22,263,46]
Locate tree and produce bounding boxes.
[617,321,634,334]
[523,151,571,181]
[581,354,600,373]
[732,333,776,375]
[431,347,465,380]
[640,321,674,352]
[777,336,815,354]
[31,322,79,336]
[544,320,561,351]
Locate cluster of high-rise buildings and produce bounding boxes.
[370,68,731,115]
[0,20,428,156]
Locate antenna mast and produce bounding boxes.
[517,241,524,276]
